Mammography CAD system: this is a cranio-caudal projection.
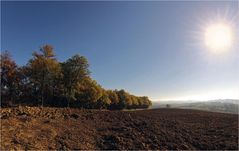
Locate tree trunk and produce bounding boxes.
[67,99,70,108]
[41,89,44,107]
[41,74,45,108]
[67,86,72,108]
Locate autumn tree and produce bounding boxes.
[115,89,131,109]
[96,90,111,109]
[26,45,61,107]
[107,90,119,109]
[17,66,36,105]
[75,78,103,108]
[0,51,21,106]
[1,45,152,109]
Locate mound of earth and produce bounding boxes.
[0,107,238,150]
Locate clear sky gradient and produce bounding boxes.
[1,1,239,101]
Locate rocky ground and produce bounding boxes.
[0,107,238,150]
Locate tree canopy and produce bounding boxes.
[1,45,152,109]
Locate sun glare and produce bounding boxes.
[204,23,233,53]
[159,88,239,101]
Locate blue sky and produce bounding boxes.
[1,1,239,101]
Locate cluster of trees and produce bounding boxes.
[1,45,152,109]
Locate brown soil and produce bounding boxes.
[1,107,238,150]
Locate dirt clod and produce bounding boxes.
[1,107,238,150]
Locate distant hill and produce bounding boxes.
[152,99,239,114]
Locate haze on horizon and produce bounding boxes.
[1,1,239,102]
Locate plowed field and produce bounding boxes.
[1,107,238,150]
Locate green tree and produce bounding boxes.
[62,54,90,107]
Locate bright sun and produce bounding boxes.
[204,23,233,53]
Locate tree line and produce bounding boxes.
[1,45,152,109]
